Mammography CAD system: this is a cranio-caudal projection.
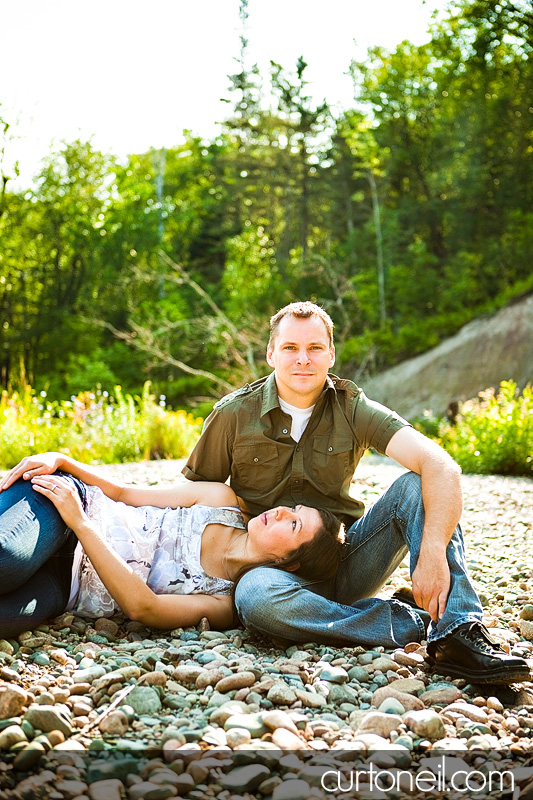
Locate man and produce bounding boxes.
[183,301,530,684]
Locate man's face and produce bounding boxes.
[266,315,335,408]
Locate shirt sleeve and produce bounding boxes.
[352,389,411,454]
[181,405,234,483]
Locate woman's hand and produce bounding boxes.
[0,453,66,493]
[31,474,87,530]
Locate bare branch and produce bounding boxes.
[88,318,236,394]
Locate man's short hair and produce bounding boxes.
[269,301,334,348]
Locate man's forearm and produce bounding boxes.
[419,454,463,554]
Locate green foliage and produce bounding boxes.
[0,383,202,469]
[2,1,533,406]
[435,381,533,476]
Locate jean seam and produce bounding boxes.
[344,508,400,558]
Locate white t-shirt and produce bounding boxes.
[279,398,315,442]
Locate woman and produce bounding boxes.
[0,453,345,637]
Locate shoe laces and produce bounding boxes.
[460,623,503,655]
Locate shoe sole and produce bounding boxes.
[427,658,531,685]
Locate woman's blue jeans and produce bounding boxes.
[0,474,85,637]
[235,472,484,649]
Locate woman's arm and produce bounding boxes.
[1,452,238,509]
[0,452,125,500]
[31,474,234,630]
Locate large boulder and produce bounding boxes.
[360,293,533,420]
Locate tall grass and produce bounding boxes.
[431,381,532,476]
[0,383,203,469]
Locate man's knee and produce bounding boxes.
[395,470,422,493]
[234,567,301,626]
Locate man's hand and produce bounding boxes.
[0,453,65,492]
[411,551,451,622]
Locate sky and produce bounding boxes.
[1,0,451,188]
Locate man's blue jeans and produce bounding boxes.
[235,472,484,649]
[0,474,85,636]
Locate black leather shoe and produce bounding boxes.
[426,622,531,685]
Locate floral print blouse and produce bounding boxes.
[69,485,246,618]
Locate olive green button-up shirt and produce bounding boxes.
[182,373,409,527]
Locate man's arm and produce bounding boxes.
[386,426,463,622]
[182,405,234,483]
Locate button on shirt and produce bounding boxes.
[182,373,410,527]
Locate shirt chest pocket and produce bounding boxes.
[232,442,282,490]
[311,435,354,491]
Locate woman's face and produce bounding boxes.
[247,504,321,560]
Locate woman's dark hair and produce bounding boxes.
[232,507,346,601]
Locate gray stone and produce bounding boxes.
[13,741,47,771]
[319,665,349,684]
[267,681,297,706]
[520,619,533,640]
[520,604,533,621]
[347,665,371,683]
[372,685,424,711]
[71,665,107,684]
[224,712,268,738]
[299,764,337,788]
[121,686,161,716]
[23,704,72,737]
[326,683,359,704]
[294,688,327,708]
[356,711,403,738]
[87,757,141,783]
[442,702,488,723]
[220,764,271,792]
[88,780,125,800]
[272,779,312,800]
[209,700,249,726]
[420,686,462,705]
[0,724,27,749]
[0,684,28,719]
[378,697,406,715]
[403,708,446,740]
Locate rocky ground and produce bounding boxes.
[0,458,532,799]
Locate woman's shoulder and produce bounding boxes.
[192,482,239,509]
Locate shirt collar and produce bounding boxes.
[260,372,338,417]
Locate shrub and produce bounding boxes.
[0,383,203,470]
[437,381,532,476]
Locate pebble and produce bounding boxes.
[356,711,403,737]
[0,683,28,718]
[122,686,161,715]
[378,696,406,714]
[520,619,533,640]
[372,685,425,711]
[267,681,297,705]
[318,664,349,683]
[262,708,300,734]
[403,708,446,739]
[98,710,129,735]
[220,764,271,792]
[387,677,425,694]
[88,779,124,800]
[272,779,312,800]
[443,702,488,723]
[419,686,462,705]
[225,727,251,747]
[0,724,27,748]
[215,670,256,692]
[24,704,72,736]
[520,604,533,621]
